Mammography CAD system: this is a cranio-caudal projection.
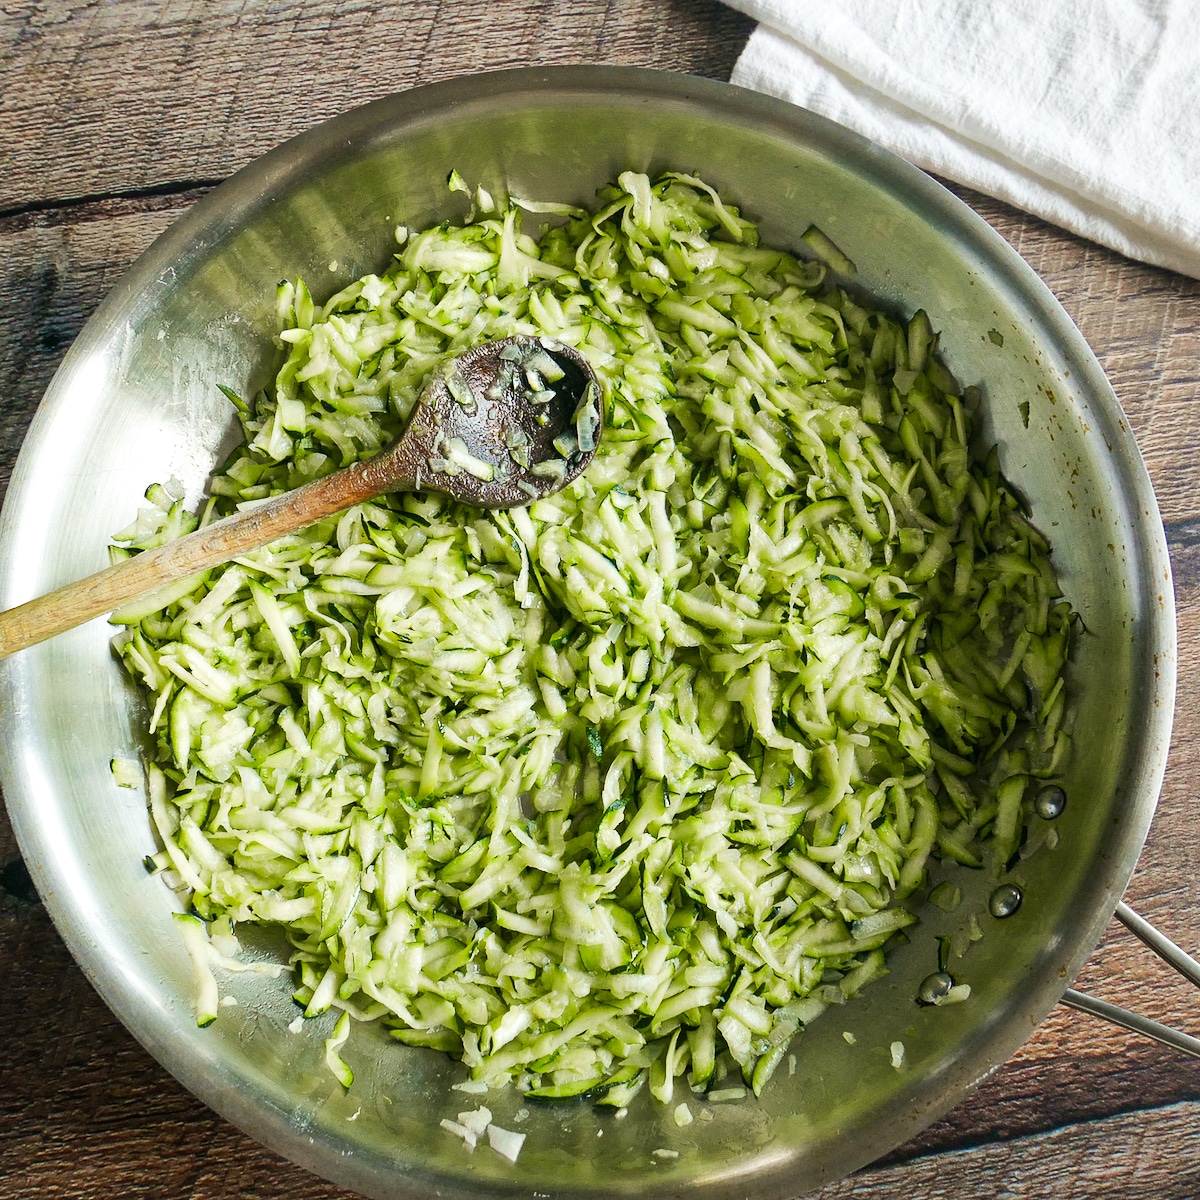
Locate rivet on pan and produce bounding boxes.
[1035,784,1067,820]
[989,883,1023,919]
[917,971,955,1005]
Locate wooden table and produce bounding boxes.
[2,3,1198,1197]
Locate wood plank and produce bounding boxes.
[821,1099,1200,1198]
[0,0,755,211]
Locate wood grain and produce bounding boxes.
[831,1100,1200,1199]
[0,0,754,211]
[2,2,1200,1198]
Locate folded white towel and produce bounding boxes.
[726,0,1200,279]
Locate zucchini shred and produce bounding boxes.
[113,171,1073,1105]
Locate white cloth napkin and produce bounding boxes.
[724,0,1200,279]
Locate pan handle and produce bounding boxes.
[1059,901,1200,1059]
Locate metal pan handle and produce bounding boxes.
[1060,902,1200,1059]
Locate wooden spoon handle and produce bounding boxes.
[0,450,412,660]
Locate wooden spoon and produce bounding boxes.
[0,336,601,659]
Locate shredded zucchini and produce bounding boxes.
[115,171,1073,1101]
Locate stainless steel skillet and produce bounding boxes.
[0,67,1178,1199]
